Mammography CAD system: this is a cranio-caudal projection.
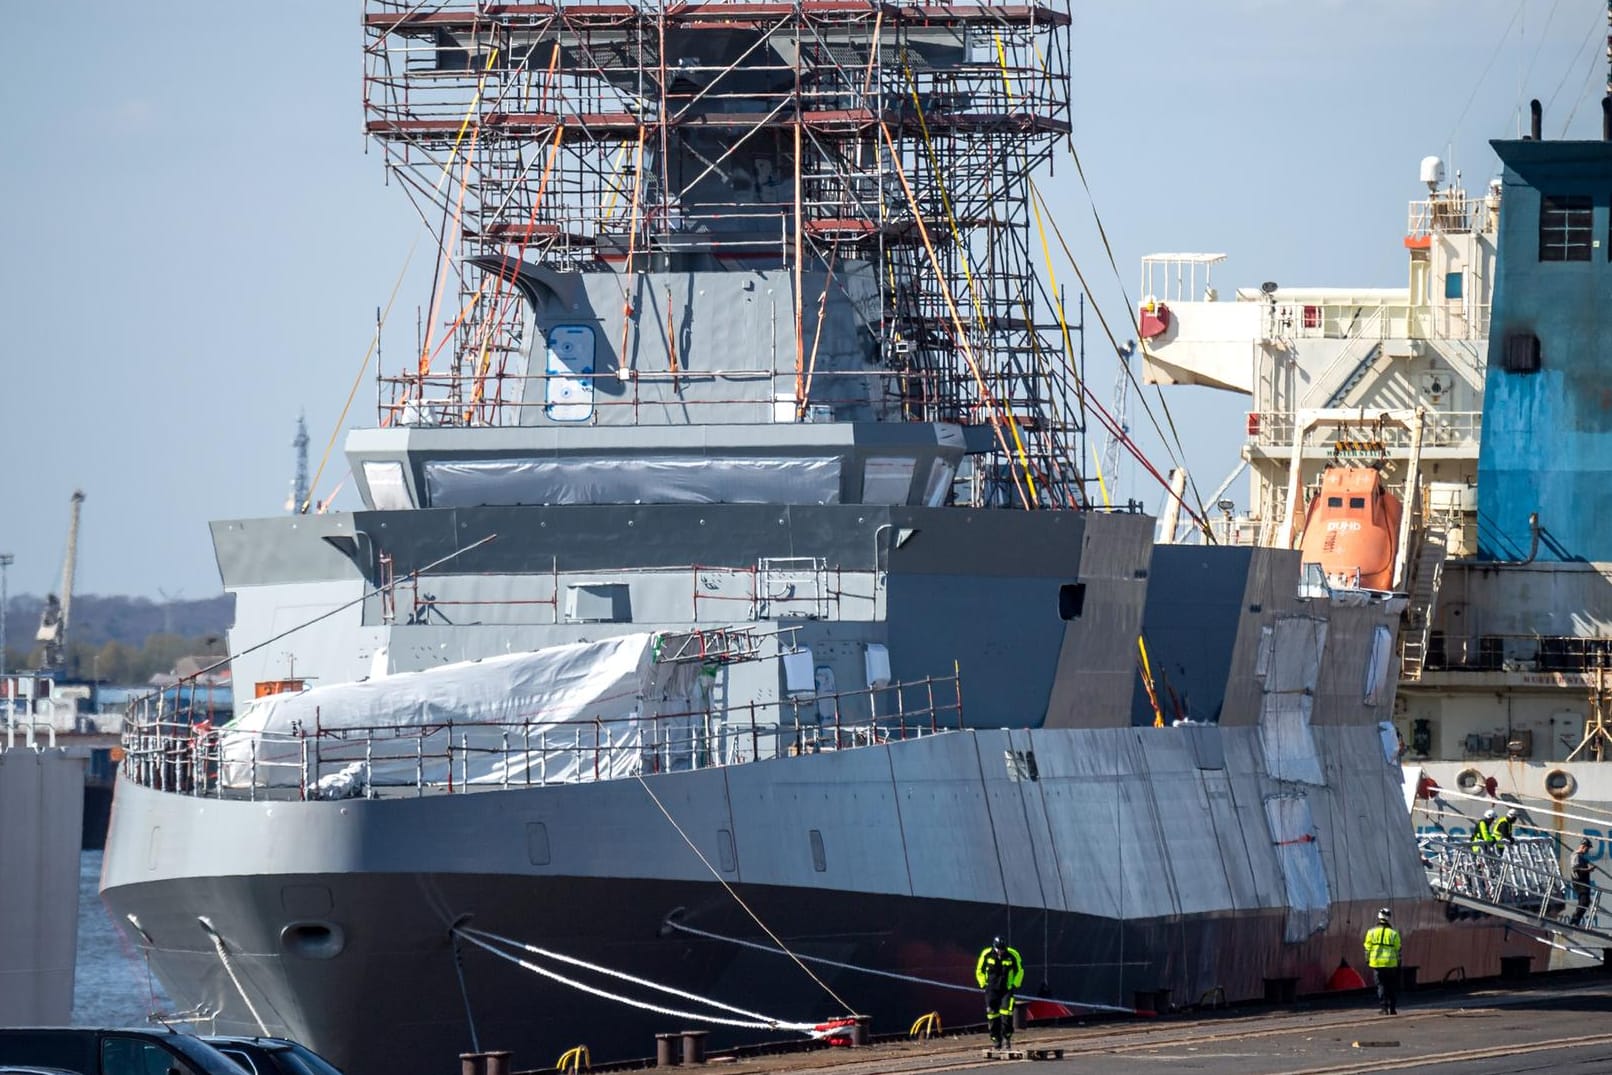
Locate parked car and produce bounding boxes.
[0,1028,243,1075]
[200,1039,343,1075]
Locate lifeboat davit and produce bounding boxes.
[1297,466,1402,591]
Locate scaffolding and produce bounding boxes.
[363,0,1083,505]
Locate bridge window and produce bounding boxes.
[1539,195,1592,261]
[1444,271,1463,299]
[1327,496,1342,507]
[1349,497,1365,509]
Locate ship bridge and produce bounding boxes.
[1421,834,1612,956]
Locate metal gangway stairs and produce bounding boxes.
[1421,835,1612,956]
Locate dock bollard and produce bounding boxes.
[483,1052,511,1075]
[850,1015,871,1046]
[680,1030,708,1065]
[459,1054,484,1075]
[1012,1004,1027,1031]
[655,1032,680,1067]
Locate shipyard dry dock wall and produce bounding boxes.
[0,747,84,1022]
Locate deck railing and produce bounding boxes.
[120,671,964,802]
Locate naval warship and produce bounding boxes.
[101,4,1504,1073]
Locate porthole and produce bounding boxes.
[1545,769,1578,800]
[1455,768,1483,793]
[280,920,346,959]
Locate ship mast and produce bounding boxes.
[361,0,1085,507]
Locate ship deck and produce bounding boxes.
[551,969,1612,1075]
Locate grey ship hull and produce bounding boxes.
[103,715,1485,1075]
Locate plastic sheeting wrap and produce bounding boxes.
[1363,624,1394,706]
[423,456,843,507]
[219,634,657,789]
[1264,793,1331,942]
[1257,616,1327,785]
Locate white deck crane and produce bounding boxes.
[35,490,85,673]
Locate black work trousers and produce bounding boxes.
[984,986,1014,1044]
[1374,966,1400,1014]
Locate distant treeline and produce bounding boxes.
[2,593,234,683]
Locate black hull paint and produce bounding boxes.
[102,870,1514,1075]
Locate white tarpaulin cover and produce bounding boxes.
[219,634,658,790]
[423,456,843,507]
[1264,794,1331,942]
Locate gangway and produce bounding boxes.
[1421,835,1612,955]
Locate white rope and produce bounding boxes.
[1416,784,1612,837]
[458,925,808,1026]
[454,928,818,1031]
[197,916,269,1036]
[633,773,857,1014]
[665,919,1138,1015]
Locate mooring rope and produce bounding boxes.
[632,773,857,1015]
[663,919,1139,1015]
[197,916,270,1036]
[451,932,481,1053]
[452,927,816,1031]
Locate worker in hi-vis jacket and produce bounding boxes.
[975,936,1024,1049]
[1363,907,1403,1015]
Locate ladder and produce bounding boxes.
[1400,525,1448,680]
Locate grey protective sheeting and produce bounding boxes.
[423,456,843,506]
[1258,616,1328,785]
[1264,793,1331,941]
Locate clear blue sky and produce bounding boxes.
[0,1,1605,600]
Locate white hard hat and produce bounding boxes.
[1484,809,1497,820]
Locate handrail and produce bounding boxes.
[121,671,965,802]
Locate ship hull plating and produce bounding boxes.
[102,721,1518,1075]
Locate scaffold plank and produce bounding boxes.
[364,1,1068,32]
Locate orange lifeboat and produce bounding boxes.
[1297,466,1402,590]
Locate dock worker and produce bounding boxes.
[1363,907,1402,1015]
[1570,837,1595,927]
[975,936,1024,1050]
[1493,807,1519,846]
[1472,808,1500,851]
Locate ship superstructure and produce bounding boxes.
[98,5,1496,1074]
[1140,92,1612,916]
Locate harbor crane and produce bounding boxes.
[35,490,85,673]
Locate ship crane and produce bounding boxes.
[35,490,85,673]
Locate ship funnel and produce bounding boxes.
[1529,98,1542,141]
[1602,96,1611,141]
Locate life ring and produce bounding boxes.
[1545,769,1577,800]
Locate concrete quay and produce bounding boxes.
[559,969,1612,1075]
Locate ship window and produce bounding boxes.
[1326,496,1342,508]
[1539,194,1592,261]
[1444,271,1463,299]
[1502,331,1541,373]
[1348,497,1365,509]
[862,456,917,504]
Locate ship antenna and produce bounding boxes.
[288,412,310,515]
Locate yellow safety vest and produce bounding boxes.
[1363,925,1401,969]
